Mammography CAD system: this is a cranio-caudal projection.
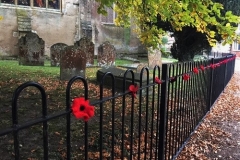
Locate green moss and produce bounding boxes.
[16,8,29,17]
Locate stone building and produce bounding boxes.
[0,0,146,57]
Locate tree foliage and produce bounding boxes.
[96,0,240,61]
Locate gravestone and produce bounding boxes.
[75,37,94,66]
[148,47,162,69]
[60,46,86,80]
[97,41,116,67]
[50,43,68,67]
[96,67,148,91]
[19,32,45,66]
[136,63,148,73]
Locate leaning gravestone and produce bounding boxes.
[60,46,86,80]
[19,32,45,66]
[97,41,116,67]
[50,43,68,67]
[75,37,94,66]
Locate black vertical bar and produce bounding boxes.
[164,64,172,159]
[150,66,160,160]
[154,66,161,160]
[122,70,134,160]
[191,62,197,129]
[172,64,179,155]
[185,63,191,134]
[111,76,115,160]
[129,71,135,160]
[182,62,188,141]
[121,73,126,160]
[158,64,168,160]
[12,82,47,160]
[66,76,88,160]
[176,64,182,150]
[208,58,214,110]
[42,87,48,160]
[169,64,175,159]
[99,73,115,160]
[143,68,149,160]
[138,68,143,160]
[192,62,198,126]
[99,78,104,160]
[179,63,185,146]
[12,91,20,160]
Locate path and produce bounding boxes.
[176,58,240,160]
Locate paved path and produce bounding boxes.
[235,58,240,72]
[176,58,240,160]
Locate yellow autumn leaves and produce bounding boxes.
[98,0,240,49]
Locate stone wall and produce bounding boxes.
[0,0,147,57]
[0,1,79,56]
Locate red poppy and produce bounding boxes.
[215,63,220,67]
[169,76,177,83]
[200,65,205,71]
[193,67,199,74]
[129,85,138,98]
[182,74,190,81]
[210,64,216,69]
[155,77,162,84]
[71,97,95,122]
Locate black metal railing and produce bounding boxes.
[0,54,236,160]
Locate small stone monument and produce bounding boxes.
[19,32,45,66]
[60,46,86,80]
[96,67,148,91]
[148,47,162,69]
[75,37,94,66]
[50,43,68,67]
[97,41,116,67]
[136,63,148,73]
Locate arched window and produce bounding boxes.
[1,0,61,10]
[101,4,116,24]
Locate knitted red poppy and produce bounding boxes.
[210,64,216,69]
[223,59,228,64]
[129,85,138,98]
[155,77,162,84]
[169,76,177,83]
[182,74,190,81]
[193,67,199,74]
[200,65,205,71]
[71,97,95,121]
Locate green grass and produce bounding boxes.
[162,57,178,63]
[0,59,134,81]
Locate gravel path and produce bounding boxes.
[176,58,240,160]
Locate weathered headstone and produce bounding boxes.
[97,41,116,67]
[148,47,162,69]
[50,43,68,67]
[75,37,94,66]
[19,32,45,66]
[136,63,148,73]
[60,46,86,80]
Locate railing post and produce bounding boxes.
[158,64,169,160]
[223,56,227,91]
[208,58,214,110]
